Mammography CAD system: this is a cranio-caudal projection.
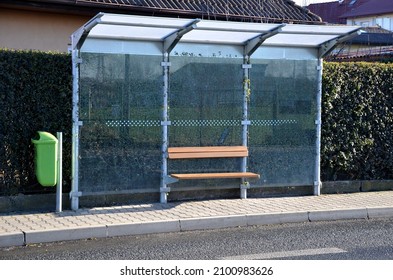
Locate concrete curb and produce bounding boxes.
[24,225,107,244]
[367,207,393,218]
[0,232,24,248]
[179,215,247,231]
[2,207,393,248]
[246,212,309,226]
[308,208,368,222]
[107,220,180,237]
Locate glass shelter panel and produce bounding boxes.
[78,51,162,194]
[168,44,244,189]
[249,53,318,187]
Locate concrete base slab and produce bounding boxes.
[361,181,393,192]
[322,181,361,194]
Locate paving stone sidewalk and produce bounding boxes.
[1,191,393,248]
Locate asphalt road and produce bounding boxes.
[1,218,393,260]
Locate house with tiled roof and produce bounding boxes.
[308,0,393,31]
[328,26,393,62]
[0,0,321,52]
[340,0,393,31]
[308,0,393,62]
[307,0,368,25]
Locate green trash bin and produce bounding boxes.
[31,131,58,187]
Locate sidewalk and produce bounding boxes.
[1,191,393,248]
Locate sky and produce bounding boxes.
[292,0,337,6]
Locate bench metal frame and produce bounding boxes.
[162,146,260,203]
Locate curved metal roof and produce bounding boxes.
[72,13,362,57]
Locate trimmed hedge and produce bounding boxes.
[322,62,393,181]
[1,49,393,196]
[0,49,72,195]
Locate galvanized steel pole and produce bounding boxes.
[314,58,323,196]
[56,132,62,213]
[241,56,251,199]
[71,48,81,210]
[160,52,170,203]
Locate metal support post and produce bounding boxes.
[314,58,323,196]
[241,57,251,199]
[160,22,196,203]
[69,16,102,210]
[239,27,284,199]
[71,48,81,210]
[56,132,62,213]
[160,52,171,203]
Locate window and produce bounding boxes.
[360,21,370,27]
[376,17,392,31]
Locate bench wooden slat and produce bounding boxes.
[169,151,248,159]
[170,172,260,180]
[168,146,247,153]
[168,146,248,159]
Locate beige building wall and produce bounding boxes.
[346,13,393,31]
[0,8,90,52]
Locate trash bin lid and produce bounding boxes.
[31,131,58,144]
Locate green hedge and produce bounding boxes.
[1,49,393,196]
[0,49,72,195]
[322,62,393,181]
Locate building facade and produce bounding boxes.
[308,0,393,61]
[342,0,393,31]
[308,0,393,31]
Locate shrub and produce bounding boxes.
[322,62,393,180]
[0,49,72,195]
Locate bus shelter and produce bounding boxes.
[70,13,360,209]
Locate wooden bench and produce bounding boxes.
[167,146,260,180]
